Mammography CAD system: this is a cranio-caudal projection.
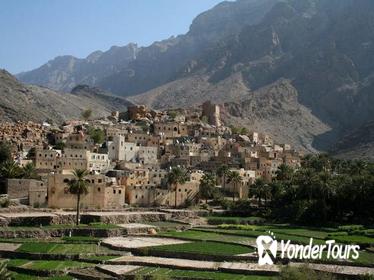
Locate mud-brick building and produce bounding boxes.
[47,173,125,209]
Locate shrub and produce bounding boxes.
[338,225,365,232]
[278,265,336,280]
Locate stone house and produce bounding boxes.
[47,173,125,209]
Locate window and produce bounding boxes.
[98,179,102,183]
[119,190,121,194]
[113,190,116,194]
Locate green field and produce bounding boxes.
[132,266,274,280]
[7,259,94,271]
[148,241,253,256]
[160,229,256,245]
[11,273,72,280]
[17,242,117,254]
[206,216,265,225]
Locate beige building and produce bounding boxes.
[48,173,125,209]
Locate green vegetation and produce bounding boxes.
[148,241,253,256]
[81,109,92,121]
[23,260,93,270]
[166,167,188,208]
[87,127,105,144]
[0,261,11,280]
[17,242,116,254]
[67,169,89,225]
[11,273,72,280]
[278,265,335,280]
[262,156,374,225]
[207,215,265,225]
[132,266,273,280]
[61,236,101,243]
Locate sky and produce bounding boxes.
[0,0,224,74]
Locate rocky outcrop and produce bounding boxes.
[0,70,131,123]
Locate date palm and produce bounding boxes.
[167,167,188,208]
[217,165,229,189]
[199,173,216,203]
[227,171,242,201]
[68,169,89,225]
[0,161,21,179]
[0,261,11,280]
[22,162,38,179]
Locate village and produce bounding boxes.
[0,101,301,210]
[1,104,373,280]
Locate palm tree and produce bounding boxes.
[250,178,266,206]
[276,164,294,182]
[227,171,242,201]
[0,161,22,179]
[199,173,216,203]
[167,167,188,208]
[68,169,89,225]
[0,261,11,280]
[217,165,229,189]
[22,162,38,179]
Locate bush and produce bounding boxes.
[338,225,365,232]
[0,197,10,208]
[278,265,336,280]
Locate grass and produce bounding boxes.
[206,216,265,225]
[11,272,72,280]
[61,236,101,243]
[146,221,187,229]
[7,259,94,271]
[82,255,118,261]
[195,228,326,245]
[332,235,374,246]
[148,241,253,256]
[159,229,256,245]
[24,260,93,270]
[132,266,274,280]
[17,242,117,254]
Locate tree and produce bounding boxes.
[0,261,11,280]
[21,162,38,179]
[88,127,105,144]
[250,178,266,206]
[167,167,188,208]
[68,169,89,225]
[217,165,229,190]
[81,109,92,121]
[0,161,22,179]
[53,141,65,150]
[0,142,11,165]
[227,171,242,201]
[199,173,216,203]
[276,164,294,182]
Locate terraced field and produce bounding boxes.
[132,266,274,280]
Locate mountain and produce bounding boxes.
[332,122,374,161]
[17,44,139,92]
[0,70,132,123]
[17,0,374,155]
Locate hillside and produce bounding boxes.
[0,70,132,123]
[16,0,374,155]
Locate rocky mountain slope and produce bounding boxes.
[16,0,374,155]
[0,70,132,123]
[332,122,374,160]
[17,44,139,93]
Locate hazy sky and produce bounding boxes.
[0,0,224,74]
